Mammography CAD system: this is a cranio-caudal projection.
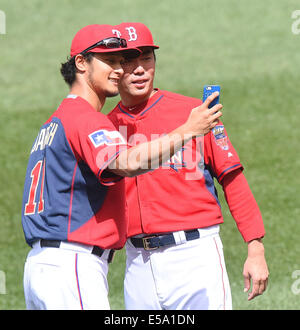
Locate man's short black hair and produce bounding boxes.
[122,47,156,62]
[60,53,94,87]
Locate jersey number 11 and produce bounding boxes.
[24,160,45,215]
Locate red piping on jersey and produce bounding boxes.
[213,237,226,310]
[75,253,84,310]
[68,163,78,236]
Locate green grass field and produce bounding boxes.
[0,0,300,310]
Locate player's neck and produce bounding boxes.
[69,82,105,112]
[121,89,157,109]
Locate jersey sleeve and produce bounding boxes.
[222,168,265,242]
[70,112,129,185]
[204,122,243,182]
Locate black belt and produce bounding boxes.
[40,239,115,263]
[130,229,200,251]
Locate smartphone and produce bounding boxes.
[203,85,221,109]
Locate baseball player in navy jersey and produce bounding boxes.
[22,24,222,310]
[108,22,269,310]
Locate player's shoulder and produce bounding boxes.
[51,95,114,131]
[160,89,202,106]
[205,120,229,143]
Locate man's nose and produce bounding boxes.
[133,63,145,75]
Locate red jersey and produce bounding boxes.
[108,89,244,237]
[22,95,129,249]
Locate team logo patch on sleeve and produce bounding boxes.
[88,129,126,148]
[212,125,229,150]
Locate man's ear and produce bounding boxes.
[74,54,90,72]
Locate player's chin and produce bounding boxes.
[130,85,149,97]
[105,88,120,98]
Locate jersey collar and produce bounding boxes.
[118,89,164,118]
[66,94,78,99]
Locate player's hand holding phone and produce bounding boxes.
[185,91,222,137]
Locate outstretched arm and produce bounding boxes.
[109,92,222,177]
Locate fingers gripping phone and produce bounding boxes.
[203,85,221,108]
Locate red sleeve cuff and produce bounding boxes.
[97,146,128,186]
[217,163,243,182]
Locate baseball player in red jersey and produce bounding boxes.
[22,24,222,310]
[108,22,269,309]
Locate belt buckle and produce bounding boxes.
[142,236,159,251]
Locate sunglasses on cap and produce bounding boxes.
[80,37,127,55]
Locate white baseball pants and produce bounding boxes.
[124,225,232,310]
[23,241,111,310]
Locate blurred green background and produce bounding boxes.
[0,0,299,310]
